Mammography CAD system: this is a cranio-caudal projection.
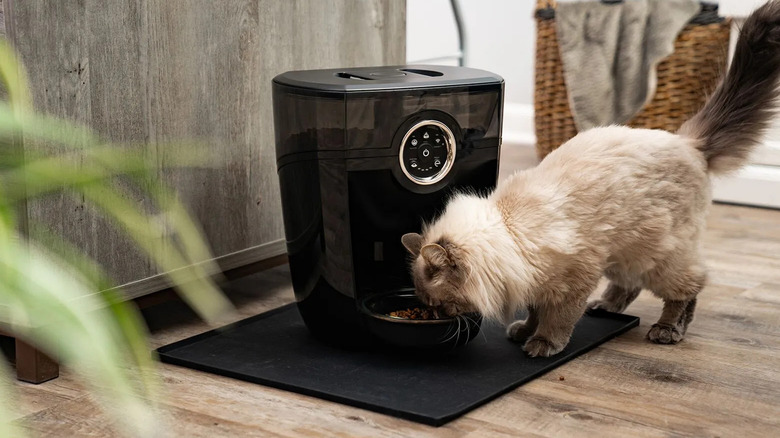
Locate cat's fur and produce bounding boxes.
[401,1,780,357]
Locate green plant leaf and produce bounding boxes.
[25,221,159,403]
[0,233,160,436]
[79,184,234,324]
[0,34,240,437]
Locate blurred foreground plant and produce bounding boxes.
[0,39,235,436]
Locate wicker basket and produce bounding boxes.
[534,0,732,158]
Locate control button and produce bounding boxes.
[423,132,429,139]
[422,148,430,158]
[434,159,441,167]
[435,138,441,144]
[411,138,418,146]
[410,162,417,168]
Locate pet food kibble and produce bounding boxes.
[388,307,440,320]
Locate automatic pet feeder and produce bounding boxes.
[272,65,504,348]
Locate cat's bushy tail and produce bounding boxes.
[679,0,780,174]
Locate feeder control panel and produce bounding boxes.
[399,120,456,185]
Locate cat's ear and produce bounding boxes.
[420,243,455,268]
[402,233,424,256]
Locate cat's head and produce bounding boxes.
[401,232,475,317]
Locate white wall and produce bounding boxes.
[406,0,537,144]
[405,0,460,66]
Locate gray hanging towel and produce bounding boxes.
[555,0,700,131]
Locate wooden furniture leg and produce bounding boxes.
[15,339,58,384]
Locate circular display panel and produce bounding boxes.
[399,120,456,185]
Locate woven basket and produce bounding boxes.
[534,0,732,158]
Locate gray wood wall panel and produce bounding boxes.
[5,0,405,297]
[146,0,259,258]
[85,1,155,283]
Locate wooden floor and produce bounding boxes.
[12,144,780,437]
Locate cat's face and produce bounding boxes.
[401,232,474,316]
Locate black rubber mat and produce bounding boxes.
[158,304,638,426]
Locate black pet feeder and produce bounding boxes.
[272,65,504,348]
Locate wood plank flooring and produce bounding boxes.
[11,144,780,437]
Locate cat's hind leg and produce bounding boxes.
[647,297,698,344]
[646,261,705,344]
[587,282,641,313]
[506,306,539,343]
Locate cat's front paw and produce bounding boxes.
[647,323,683,344]
[506,320,535,342]
[524,336,565,357]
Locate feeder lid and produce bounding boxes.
[273,65,503,93]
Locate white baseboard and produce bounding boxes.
[503,102,536,147]
[712,164,780,209]
[752,141,780,167]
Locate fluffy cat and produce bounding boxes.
[401,1,780,357]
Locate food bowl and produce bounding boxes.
[359,289,483,349]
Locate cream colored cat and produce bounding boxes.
[402,1,780,357]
